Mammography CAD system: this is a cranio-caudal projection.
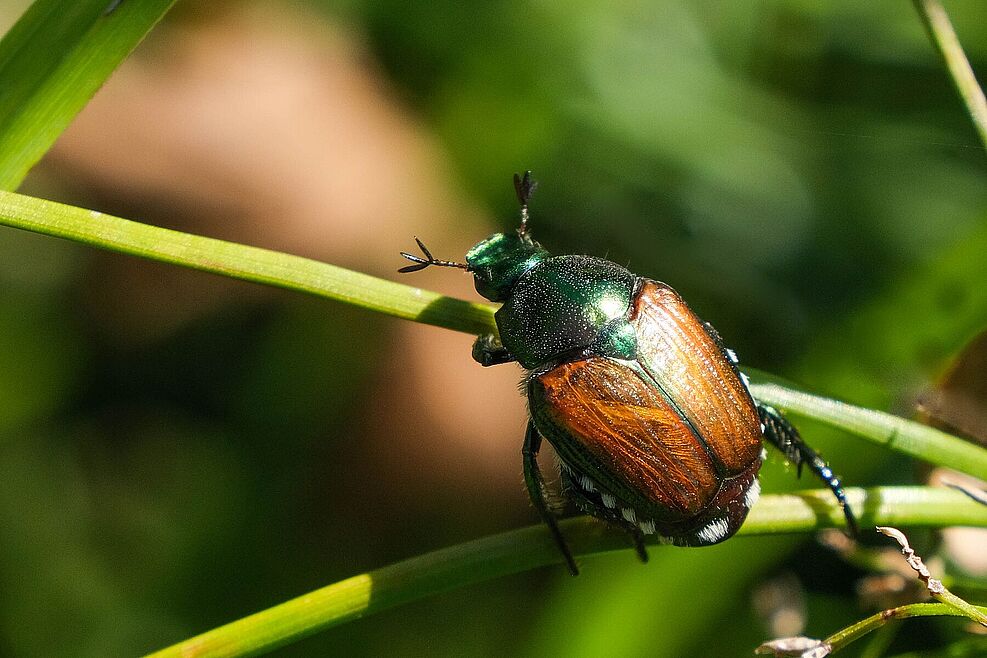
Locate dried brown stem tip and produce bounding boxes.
[875,526,945,595]
[876,526,987,627]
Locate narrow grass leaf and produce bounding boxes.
[0,0,176,190]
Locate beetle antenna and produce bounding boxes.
[399,237,469,273]
[514,170,538,236]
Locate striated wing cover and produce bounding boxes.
[630,280,761,475]
[530,358,719,520]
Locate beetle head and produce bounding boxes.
[399,171,548,301]
[466,232,549,302]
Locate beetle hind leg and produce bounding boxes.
[758,403,859,537]
[559,464,652,563]
[626,526,649,564]
[523,421,579,575]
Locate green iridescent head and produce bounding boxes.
[466,232,549,302]
[399,171,547,301]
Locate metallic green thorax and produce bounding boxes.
[468,231,638,370]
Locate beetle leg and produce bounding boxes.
[626,526,649,564]
[523,421,579,575]
[757,404,859,537]
[559,465,651,564]
[472,334,516,367]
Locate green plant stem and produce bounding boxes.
[936,589,987,627]
[143,486,986,658]
[826,602,987,654]
[748,381,987,481]
[1,190,986,480]
[0,190,497,335]
[913,0,987,150]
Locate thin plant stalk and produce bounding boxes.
[913,0,987,150]
[144,487,987,658]
[757,603,987,657]
[826,603,987,654]
[0,190,497,336]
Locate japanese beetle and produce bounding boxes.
[401,172,857,575]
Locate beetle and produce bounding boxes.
[400,172,857,574]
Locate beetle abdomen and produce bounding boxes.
[630,280,762,475]
[559,454,760,545]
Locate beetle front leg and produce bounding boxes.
[472,333,515,367]
[757,403,859,537]
[522,421,579,575]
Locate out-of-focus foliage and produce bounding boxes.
[0,0,176,190]
[0,1,984,657]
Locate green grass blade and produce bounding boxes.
[913,0,987,150]
[0,0,177,190]
[142,487,987,658]
[0,190,498,335]
[749,380,987,481]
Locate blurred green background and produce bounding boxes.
[1,1,985,656]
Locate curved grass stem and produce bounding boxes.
[144,486,986,658]
[913,0,987,150]
[748,381,987,481]
[826,602,987,654]
[0,190,497,335]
